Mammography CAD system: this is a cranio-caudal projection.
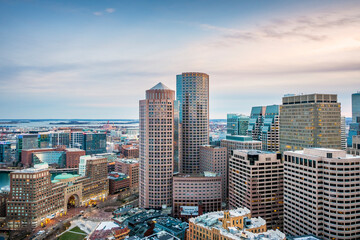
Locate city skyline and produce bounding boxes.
[1,0,360,119]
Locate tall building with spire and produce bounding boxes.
[139,83,176,208]
[176,72,209,174]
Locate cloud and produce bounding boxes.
[93,8,115,16]
[105,8,115,13]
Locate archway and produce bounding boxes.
[67,194,80,209]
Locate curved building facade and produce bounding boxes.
[176,72,209,174]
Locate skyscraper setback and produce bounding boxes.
[176,72,209,174]
[139,83,176,208]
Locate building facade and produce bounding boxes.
[187,208,285,240]
[0,142,11,163]
[280,94,341,152]
[227,114,249,136]
[284,148,360,239]
[83,133,107,155]
[199,145,227,200]
[220,135,262,161]
[6,157,108,229]
[260,105,280,152]
[108,172,130,195]
[229,150,283,230]
[16,134,39,162]
[173,172,222,219]
[349,135,360,156]
[115,158,139,189]
[247,106,266,141]
[352,92,360,123]
[139,82,175,208]
[177,72,209,174]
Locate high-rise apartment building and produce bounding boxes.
[284,148,360,239]
[261,105,280,152]
[229,150,283,230]
[227,114,249,136]
[199,145,227,200]
[172,172,222,218]
[352,92,360,123]
[247,106,266,141]
[177,72,209,174]
[280,94,341,152]
[139,82,175,208]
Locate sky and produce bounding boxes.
[0,0,359,119]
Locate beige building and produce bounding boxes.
[284,148,360,239]
[229,150,283,230]
[187,208,285,240]
[199,145,227,200]
[139,83,175,208]
[177,72,209,174]
[221,135,262,161]
[280,94,342,152]
[115,158,139,189]
[173,172,222,218]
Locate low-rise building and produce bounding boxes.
[115,158,139,189]
[188,208,285,240]
[108,172,130,195]
[173,172,222,219]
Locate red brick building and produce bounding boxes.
[108,172,130,195]
[115,159,139,189]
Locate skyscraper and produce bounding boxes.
[176,72,209,174]
[139,82,175,208]
[352,92,360,123]
[279,94,341,152]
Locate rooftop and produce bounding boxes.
[151,82,171,90]
[54,173,80,180]
[287,148,359,159]
[143,231,180,240]
[175,171,220,178]
[224,135,260,142]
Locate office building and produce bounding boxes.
[348,122,360,147]
[0,141,11,162]
[187,208,286,240]
[261,105,280,152]
[247,106,266,141]
[139,82,175,208]
[220,135,262,161]
[177,72,209,174]
[349,135,360,156]
[6,157,108,229]
[16,134,39,161]
[199,145,227,200]
[172,172,222,219]
[229,150,283,230]
[70,131,84,148]
[352,92,360,123]
[83,132,107,155]
[227,114,249,136]
[49,132,70,148]
[115,158,139,189]
[120,144,139,158]
[284,148,360,239]
[280,94,341,152]
[38,133,50,148]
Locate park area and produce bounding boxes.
[58,226,87,240]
